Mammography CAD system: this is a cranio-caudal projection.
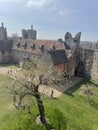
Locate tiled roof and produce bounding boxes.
[12,38,65,54]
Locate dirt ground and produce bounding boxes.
[39,77,82,97]
[0,66,82,97]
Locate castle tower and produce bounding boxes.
[0,23,7,41]
[22,29,27,39]
[22,25,37,40]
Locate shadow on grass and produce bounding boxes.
[0,62,13,67]
[45,123,54,130]
[64,78,90,96]
[0,62,18,68]
[89,80,98,87]
[45,109,67,130]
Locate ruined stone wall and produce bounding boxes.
[78,46,98,81]
[78,47,94,74]
[84,49,94,74]
[90,49,98,81]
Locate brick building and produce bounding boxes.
[12,38,65,63]
[0,23,82,77]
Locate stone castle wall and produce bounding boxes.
[79,47,98,81]
[90,49,98,81]
[84,49,94,74]
[78,47,94,74]
[12,49,40,63]
[0,51,11,63]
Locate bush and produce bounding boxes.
[15,108,67,130]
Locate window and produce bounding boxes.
[16,42,20,48]
[31,44,35,50]
[39,45,44,52]
[23,43,27,49]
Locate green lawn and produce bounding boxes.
[0,74,98,130]
[0,74,18,130]
[0,62,18,68]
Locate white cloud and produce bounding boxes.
[26,0,53,9]
[58,10,66,16]
[58,9,75,16]
[0,0,22,3]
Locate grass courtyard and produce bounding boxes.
[0,72,98,130]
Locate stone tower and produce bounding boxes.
[0,23,7,41]
[22,25,37,40]
[90,48,98,81]
[64,32,81,54]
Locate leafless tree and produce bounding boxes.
[12,33,19,38]
[7,59,64,125]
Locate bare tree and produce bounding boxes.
[7,59,64,125]
[12,33,19,38]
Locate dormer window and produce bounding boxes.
[23,43,27,49]
[16,42,20,48]
[39,45,44,52]
[31,44,35,50]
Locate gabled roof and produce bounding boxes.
[12,38,65,55]
[48,50,69,65]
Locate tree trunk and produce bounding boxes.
[34,85,46,125]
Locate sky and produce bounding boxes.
[0,0,98,41]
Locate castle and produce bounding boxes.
[0,23,98,81]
